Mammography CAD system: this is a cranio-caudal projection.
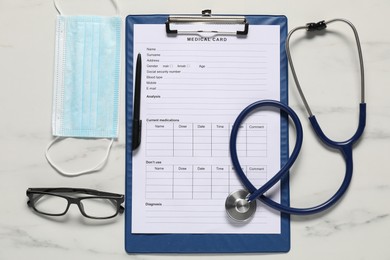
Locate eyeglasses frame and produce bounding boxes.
[26,187,125,219]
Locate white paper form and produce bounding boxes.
[132,24,281,234]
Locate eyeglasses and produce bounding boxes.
[26,188,125,219]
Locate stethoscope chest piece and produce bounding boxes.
[225,189,257,222]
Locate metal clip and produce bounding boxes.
[165,10,249,36]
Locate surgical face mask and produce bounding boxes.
[46,0,121,176]
[52,15,120,138]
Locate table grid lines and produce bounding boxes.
[146,122,267,158]
[145,164,267,200]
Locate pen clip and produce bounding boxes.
[132,119,142,150]
[132,53,142,151]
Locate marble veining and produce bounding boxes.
[0,44,14,48]
[1,0,390,259]
[0,226,69,250]
[304,210,389,237]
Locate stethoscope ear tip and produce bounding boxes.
[225,189,257,222]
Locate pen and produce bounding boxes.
[132,53,142,150]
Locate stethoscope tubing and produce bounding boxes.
[230,102,365,215]
[229,18,366,215]
[309,103,366,152]
[257,106,364,215]
[229,100,303,203]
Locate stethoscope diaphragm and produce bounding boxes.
[225,189,257,222]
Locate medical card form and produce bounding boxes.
[132,24,281,234]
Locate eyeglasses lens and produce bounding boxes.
[33,194,68,215]
[80,198,118,218]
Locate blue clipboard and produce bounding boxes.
[125,14,290,253]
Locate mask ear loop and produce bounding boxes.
[53,0,120,15]
[50,0,119,177]
[45,137,114,177]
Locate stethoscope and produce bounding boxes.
[225,19,366,221]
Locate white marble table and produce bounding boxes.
[1,0,389,259]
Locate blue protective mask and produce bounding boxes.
[46,1,121,176]
[53,15,120,138]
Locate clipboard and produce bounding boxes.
[125,12,290,253]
